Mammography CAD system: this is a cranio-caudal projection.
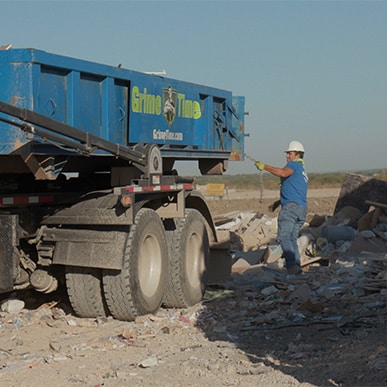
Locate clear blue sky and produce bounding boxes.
[1,0,386,175]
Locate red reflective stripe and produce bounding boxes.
[124,184,193,193]
[0,195,54,206]
[39,195,54,203]
[13,197,29,204]
[140,186,154,192]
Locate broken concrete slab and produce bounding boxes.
[347,235,386,254]
[335,173,387,214]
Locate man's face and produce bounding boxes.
[286,151,299,162]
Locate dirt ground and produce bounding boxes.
[0,189,386,387]
[206,188,340,217]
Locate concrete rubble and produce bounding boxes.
[211,179,387,313]
[213,175,386,259]
[203,175,386,384]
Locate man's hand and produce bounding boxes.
[268,199,281,212]
[255,160,265,171]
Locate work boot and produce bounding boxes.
[287,265,302,275]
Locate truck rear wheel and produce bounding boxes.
[102,208,168,321]
[65,266,108,318]
[163,209,209,308]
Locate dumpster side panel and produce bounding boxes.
[0,48,245,160]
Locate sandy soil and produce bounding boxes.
[206,188,340,217]
[0,188,386,387]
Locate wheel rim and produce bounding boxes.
[138,233,163,299]
[186,232,204,289]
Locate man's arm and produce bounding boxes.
[264,164,293,178]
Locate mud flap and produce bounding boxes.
[207,247,232,284]
[0,215,18,292]
[45,228,127,270]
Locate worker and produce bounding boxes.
[255,140,308,274]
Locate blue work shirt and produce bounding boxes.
[280,160,308,207]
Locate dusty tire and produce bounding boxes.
[65,266,108,318]
[163,209,209,308]
[102,208,168,321]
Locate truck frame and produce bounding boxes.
[0,48,245,321]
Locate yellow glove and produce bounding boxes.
[255,160,265,171]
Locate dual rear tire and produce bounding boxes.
[65,208,209,321]
[103,208,168,321]
[163,209,209,308]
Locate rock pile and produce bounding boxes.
[211,197,386,327]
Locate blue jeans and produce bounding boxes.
[277,203,307,268]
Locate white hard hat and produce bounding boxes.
[285,140,305,153]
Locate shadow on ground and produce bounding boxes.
[196,278,387,387]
